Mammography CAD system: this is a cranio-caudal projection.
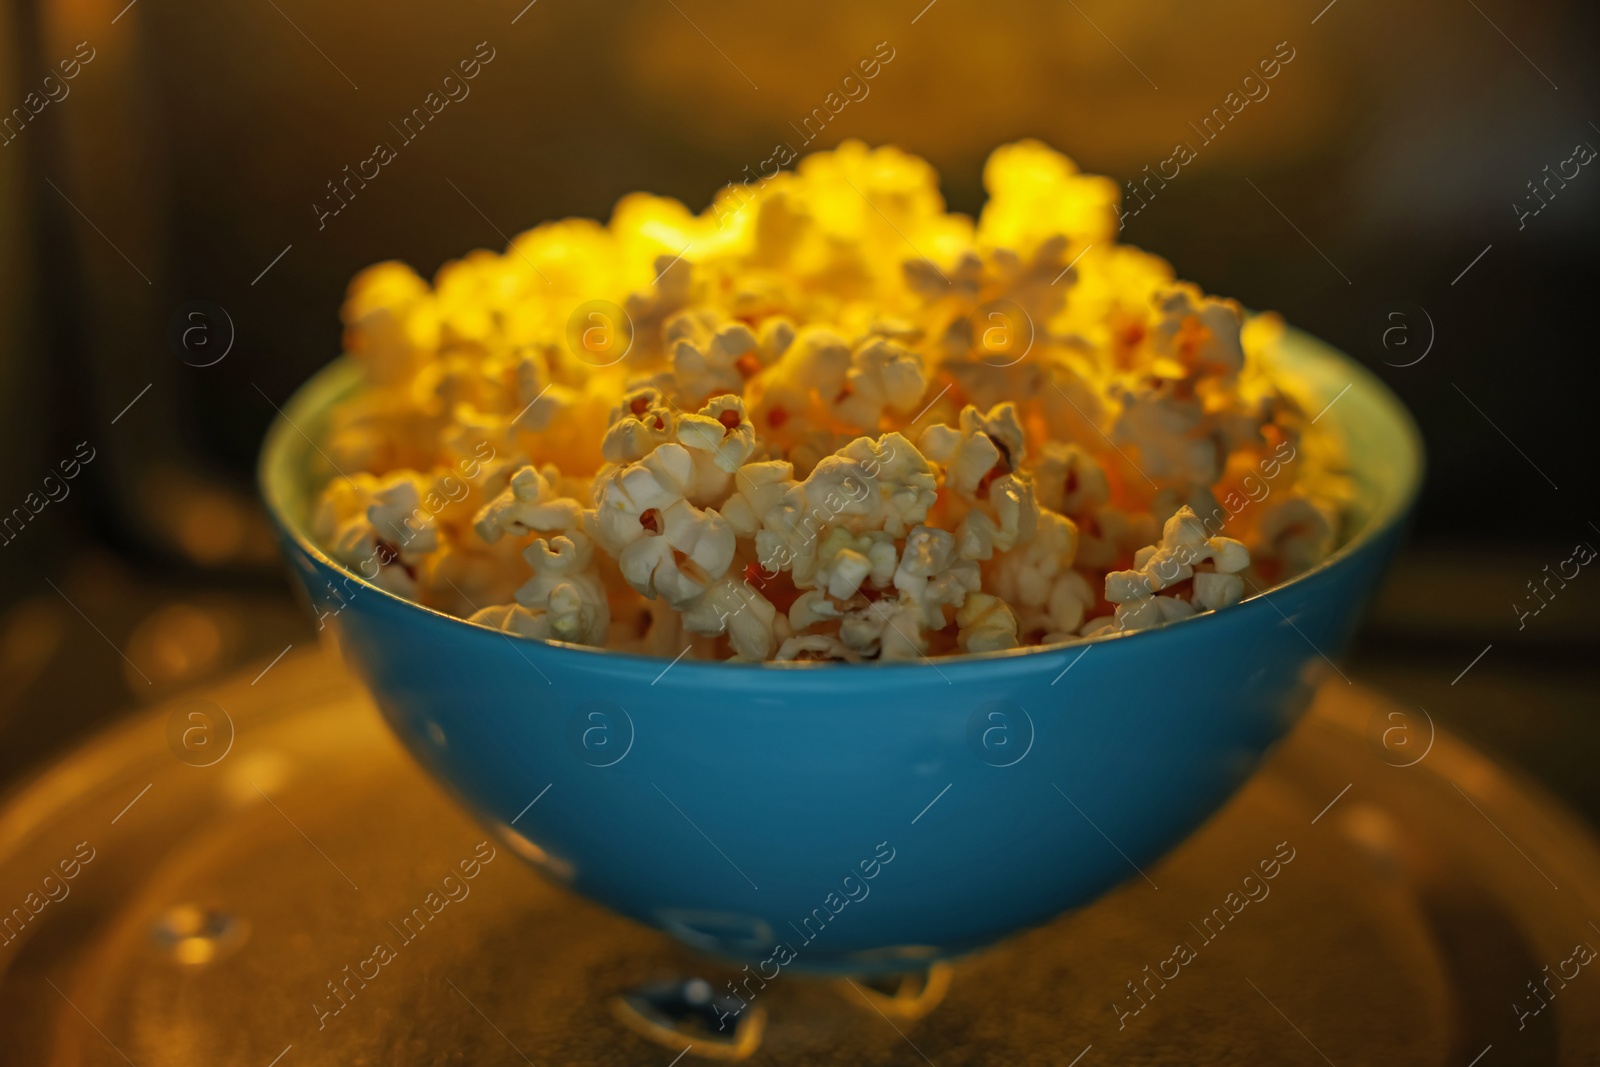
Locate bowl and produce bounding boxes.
[259,327,1421,974]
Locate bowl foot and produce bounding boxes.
[610,976,766,1061]
[835,962,954,1022]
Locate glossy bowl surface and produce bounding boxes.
[260,329,1421,973]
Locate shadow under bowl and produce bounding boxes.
[259,328,1422,975]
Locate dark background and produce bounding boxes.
[0,0,1595,815]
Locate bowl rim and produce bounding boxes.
[258,326,1424,674]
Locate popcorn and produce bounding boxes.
[676,395,758,505]
[893,526,981,629]
[681,576,778,662]
[810,433,938,537]
[311,140,1349,662]
[956,594,1019,653]
[1258,497,1337,576]
[1033,442,1110,516]
[367,472,441,562]
[473,464,584,543]
[775,634,858,662]
[1152,286,1246,377]
[720,460,796,538]
[814,527,897,600]
[991,509,1087,634]
[830,338,927,429]
[617,500,736,609]
[953,472,1040,561]
[591,444,697,554]
[601,387,676,464]
[919,403,1025,500]
[841,596,929,660]
[669,312,761,404]
[511,531,610,644]
[1111,376,1221,486]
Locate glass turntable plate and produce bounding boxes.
[1,647,1597,1065]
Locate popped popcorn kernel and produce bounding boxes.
[310,140,1350,661]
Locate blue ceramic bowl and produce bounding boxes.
[260,328,1421,974]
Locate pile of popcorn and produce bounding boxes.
[310,141,1352,663]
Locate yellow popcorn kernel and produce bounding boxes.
[1152,286,1247,378]
[977,139,1120,256]
[341,284,441,389]
[955,593,1019,654]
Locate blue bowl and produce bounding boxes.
[259,328,1421,974]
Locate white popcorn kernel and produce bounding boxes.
[808,432,938,537]
[842,596,927,660]
[1193,570,1245,611]
[866,539,899,587]
[922,423,1000,499]
[512,531,610,645]
[473,464,584,544]
[775,634,858,662]
[617,499,736,609]
[367,472,440,561]
[1209,536,1250,574]
[1110,595,1162,632]
[892,525,979,629]
[592,443,697,553]
[672,314,761,402]
[1161,507,1209,550]
[1105,569,1154,605]
[756,327,851,431]
[1047,569,1096,633]
[1033,442,1110,515]
[788,588,848,631]
[956,593,1018,653]
[1079,615,1121,638]
[831,338,927,429]
[990,509,1079,610]
[1110,377,1221,486]
[954,473,1040,561]
[602,387,676,464]
[894,525,956,602]
[815,527,897,600]
[1141,546,1194,590]
[1108,506,1250,615]
[677,394,758,498]
[920,402,1025,501]
[682,576,778,662]
[721,460,797,538]
[968,402,1027,469]
[825,549,872,600]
